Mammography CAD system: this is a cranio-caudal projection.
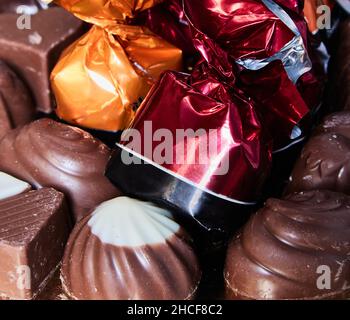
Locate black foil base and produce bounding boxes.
[106,145,256,252]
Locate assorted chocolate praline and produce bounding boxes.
[61,197,201,300]
[0,118,121,222]
[0,0,349,301]
[0,172,71,300]
[225,190,350,300]
[286,111,350,195]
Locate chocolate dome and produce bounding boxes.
[61,196,201,300]
[225,190,350,300]
[0,118,120,221]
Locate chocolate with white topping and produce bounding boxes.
[61,197,201,300]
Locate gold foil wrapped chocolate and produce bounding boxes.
[55,0,162,27]
[51,0,182,131]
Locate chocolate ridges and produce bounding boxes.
[0,118,120,221]
[0,188,71,300]
[61,197,201,300]
[224,190,350,300]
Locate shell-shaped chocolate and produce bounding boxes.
[225,190,350,300]
[61,197,201,300]
[286,112,350,195]
[0,118,120,221]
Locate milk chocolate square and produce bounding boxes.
[0,188,71,300]
[0,7,84,112]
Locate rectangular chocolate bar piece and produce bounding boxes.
[0,188,71,300]
[0,7,84,113]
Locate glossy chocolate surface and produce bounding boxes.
[0,7,84,112]
[225,190,350,300]
[0,187,70,300]
[287,112,350,195]
[61,197,201,300]
[0,118,120,221]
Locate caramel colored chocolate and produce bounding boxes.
[61,197,201,300]
[0,61,35,139]
[225,190,350,300]
[0,118,120,221]
[0,7,84,112]
[286,112,350,195]
[0,188,71,300]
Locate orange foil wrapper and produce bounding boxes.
[51,25,182,131]
[304,0,334,33]
[51,0,182,131]
[54,0,163,27]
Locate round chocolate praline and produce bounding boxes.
[0,118,120,221]
[61,196,201,300]
[224,190,350,300]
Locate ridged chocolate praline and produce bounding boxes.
[61,197,201,300]
[286,112,350,195]
[0,118,120,221]
[224,190,350,300]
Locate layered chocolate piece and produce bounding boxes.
[0,118,120,222]
[0,60,35,139]
[225,190,350,300]
[0,7,84,112]
[286,111,350,195]
[61,197,201,300]
[0,172,71,300]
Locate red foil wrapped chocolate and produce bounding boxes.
[138,0,196,57]
[184,0,325,149]
[107,38,272,234]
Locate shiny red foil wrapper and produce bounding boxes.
[184,0,325,149]
[119,40,272,202]
[137,0,196,57]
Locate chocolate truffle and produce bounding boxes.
[286,112,350,195]
[61,197,201,300]
[0,118,120,221]
[0,60,35,139]
[0,187,71,300]
[0,7,84,112]
[224,190,350,300]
